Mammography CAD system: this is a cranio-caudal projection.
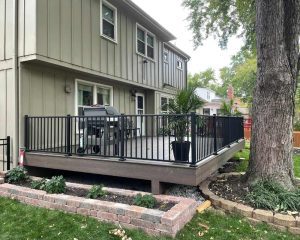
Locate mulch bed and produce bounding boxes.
[65,186,175,211]
[209,174,249,205]
[14,181,175,212]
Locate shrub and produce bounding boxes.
[87,185,106,199]
[245,180,300,212]
[294,120,300,131]
[133,194,157,209]
[31,178,47,190]
[43,176,66,194]
[6,167,28,184]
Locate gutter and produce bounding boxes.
[13,0,19,167]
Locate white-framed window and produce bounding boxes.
[75,80,113,116]
[160,95,174,114]
[100,0,117,43]
[136,24,155,59]
[163,51,169,63]
[177,59,183,70]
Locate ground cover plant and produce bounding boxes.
[5,166,28,184]
[87,184,107,199]
[246,180,300,212]
[0,197,297,240]
[133,194,157,209]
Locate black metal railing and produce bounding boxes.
[24,114,244,165]
[0,136,11,171]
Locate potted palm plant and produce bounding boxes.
[166,86,204,162]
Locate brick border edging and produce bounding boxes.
[0,179,197,238]
[199,173,300,235]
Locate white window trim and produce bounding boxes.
[100,0,118,44]
[75,79,114,116]
[160,94,174,114]
[177,58,183,70]
[136,23,156,61]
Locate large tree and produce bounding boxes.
[183,0,300,188]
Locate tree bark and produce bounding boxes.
[245,0,300,189]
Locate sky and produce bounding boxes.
[132,0,244,76]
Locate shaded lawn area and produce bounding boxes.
[0,197,297,240]
[233,142,300,178]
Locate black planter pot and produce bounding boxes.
[171,141,191,162]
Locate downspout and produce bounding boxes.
[13,0,19,167]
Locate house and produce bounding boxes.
[0,0,244,193]
[0,0,189,164]
[195,88,223,115]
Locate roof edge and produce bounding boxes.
[123,0,176,41]
[164,42,191,60]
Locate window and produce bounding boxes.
[161,97,168,113]
[203,108,210,115]
[216,109,222,116]
[136,25,155,59]
[101,0,117,42]
[163,51,169,63]
[177,60,183,70]
[207,91,211,101]
[76,80,113,116]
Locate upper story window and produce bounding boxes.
[101,0,117,42]
[207,91,211,100]
[163,51,169,63]
[136,25,155,59]
[177,60,183,70]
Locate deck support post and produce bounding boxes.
[151,180,164,195]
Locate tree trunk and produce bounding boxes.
[245,0,300,189]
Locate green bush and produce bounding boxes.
[31,178,47,190]
[133,194,157,209]
[6,167,28,184]
[43,176,66,194]
[87,185,107,199]
[294,120,300,131]
[245,180,300,212]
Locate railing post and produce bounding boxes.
[24,115,29,150]
[66,115,72,156]
[6,136,10,171]
[119,114,126,161]
[190,112,197,167]
[213,114,218,155]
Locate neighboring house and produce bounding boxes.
[0,0,190,164]
[195,88,223,115]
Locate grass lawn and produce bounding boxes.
[233,142,300,178]
[0,197,298,240]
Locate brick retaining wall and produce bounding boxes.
[200,173,300,235]
[0,179,197,238]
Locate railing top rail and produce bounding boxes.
[26,114,245,119]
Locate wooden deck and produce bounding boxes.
[24,139,245,194]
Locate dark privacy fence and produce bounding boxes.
[24,114,244,165]
[0,136,11,171]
